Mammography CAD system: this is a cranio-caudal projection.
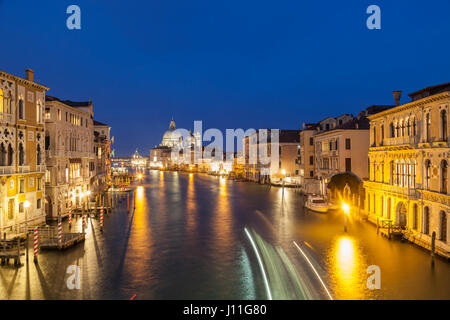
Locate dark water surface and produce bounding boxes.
[1,170,449,300]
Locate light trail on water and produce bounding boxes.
[244,228,272,300]
[293,241,333,300]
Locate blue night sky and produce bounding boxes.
[0,1,449,156]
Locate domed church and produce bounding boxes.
[160,117,181,148]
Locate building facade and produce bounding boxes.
[93,120,112,196]
[363,85,449,257]
[44,96,95,219]
[0,69,48,232]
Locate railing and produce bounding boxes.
[383,135,418,147]
[17,165,30,173]
[0,166,14,175]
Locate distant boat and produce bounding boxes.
[305,195,329,213]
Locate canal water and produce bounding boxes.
[1,170,449,299]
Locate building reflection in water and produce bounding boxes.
[185,173,197,233]
[122,185,153,287]
[214,177,232,253]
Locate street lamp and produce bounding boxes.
[342,202,350,232]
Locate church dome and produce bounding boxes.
[160,118,180,147]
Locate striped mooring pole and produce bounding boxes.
[58,215,62,249]
[68,202,72,229]
[100,207,104,232]
[33,226,39,263]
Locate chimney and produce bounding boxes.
[392,90,402,106]
[25,69,34,82]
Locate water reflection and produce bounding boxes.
[329,236,364,299]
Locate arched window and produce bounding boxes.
[19,143,24,166]
[395,159,400,185]
[425,160,431,190]
[412,204,418,230]
[441,109,447,141]
[407,118,411,136]
[380,124,384,144]
[0,143,6,166]
[426,112,431,142]
[18,98,24,119]
[440,211,447,242]
[37,144,42,165]
[7,144,13,166]
[395,122,400,138]
[411,160,416,188]
[412,118,417,136]
[400,120,405,137]
[423,207,430,235]
[6,92,11,114]
[441,160,448,194]
[390,123,395,138]
[373,127,377,146]
[390,160,394,184]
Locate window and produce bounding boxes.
[381,125,384,143]
[441,160,447,194]
[441,109,447,141]
[373,127,377,145]
[423,207,430,235]
[309,137,313,146]
[335,139,338,150]
[37,144,42,165]
[425,160,431,190]
[0,143,6,166]
[19,179,25,193]
[390,123,395,138]
[57,109,61,120]
[309,170,313,177]
[426,112,431,142]
[37,198,42,209]
[345,138,351,150]
[345,158,351,172]
[19,99,24,119]
[413,204,418,230]
[19,143,24,166]
[8,199,14,220]
[19,202,24,213]
[440,211,447,242]
[309,156,313,165]
[37,177,42,191]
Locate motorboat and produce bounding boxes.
[305,195,329,213]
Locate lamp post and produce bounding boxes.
[342,202,350,232]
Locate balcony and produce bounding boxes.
[365,180,419,200]
[383,136,418,147]
[0,166,14,175]
[17,165,30,174]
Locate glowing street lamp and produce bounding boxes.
[342,202,350,232]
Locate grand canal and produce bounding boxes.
[1,170,449,300]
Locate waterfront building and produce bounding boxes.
[0,69,48,232]
[149,145,172,169]
[298,123,320,194]
[44,95,96,219]
[363,85,449,257]
[131,149,147,168]
[243,129,300,184]
[93,120,112,196]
